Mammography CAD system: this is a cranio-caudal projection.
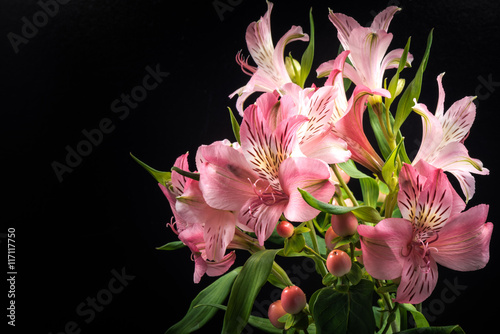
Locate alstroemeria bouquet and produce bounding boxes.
[133,3,493,333]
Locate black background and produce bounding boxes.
[1,0,499,333]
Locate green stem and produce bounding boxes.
[332,164,359,206]
[305,220,328,277]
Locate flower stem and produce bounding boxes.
[332,164,358,206]
[305,220,328,277]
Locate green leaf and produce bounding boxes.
[298,8,315,88]
[337,160,371,179]
[228,107,241,145]
[222,249,280,334]
[312,280,375,334]
[367,103,392,160]
[195,303,283,334]
[393,30,433,135]
[398,304,429,328]
[156,240,185,251]
[360,177,379,209]
[304,232,327,257]
[345,262,363,285]
[386,37,411,110]
[299,188,382,223]
[396,325,465,334]
[165,267,241,334]
[130,152,171,186]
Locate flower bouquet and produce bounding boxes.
[132,3,492,333]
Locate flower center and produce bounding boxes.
[402,230,439,273]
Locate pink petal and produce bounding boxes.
[432,204,493,271]
[203,210,237,262]
[328,10,362,51]
[205,251,237,278]
[381,48,414,71]
[196,142,257,211]
[430,142,488,202]
[412,100,443,164]
[299,129,351,164]
[239,196,287,245]
[193,255,208,284]
[435,73,446,119]
[279,157,336,222]
[347,27,393,89]
[171,153,190,195]
[358,218,413,280]
[273,25,309,83]
[438,96,476,145]
[370,6,400,32]
[240,105,306,188]
[395,250,438,304]
[158,183,188,232]
[245,1,274,70]
[413,165,455,233]
[333,85,388,173]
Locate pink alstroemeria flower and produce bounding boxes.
[318,6,413,92]
[175,224,236,284]
[412,73,489,201]
[229,1,309,115]
[262,86,351,164]
[358,161,493,304]
[197,96,335,245]
[324,51,390,174]
[158,153,240,263]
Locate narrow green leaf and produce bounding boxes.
[396,325,465,334]
[386,37,411,109]
[156,240,185,251]
[228,107,241,145]
[166,267,241,334]
[393,30,433,134]
[222,249,280,334]
[337,160,371,179]
[298,8,315,88]
[195,304,283,334]
[399,303,430,328]
[367,103,392,159]
[130,152,171,186]
[360,177,379,209]
[299,188,382,223]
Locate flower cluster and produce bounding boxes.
[134,3,493,333]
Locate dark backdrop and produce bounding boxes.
[2,0,499,333]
